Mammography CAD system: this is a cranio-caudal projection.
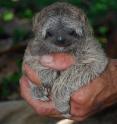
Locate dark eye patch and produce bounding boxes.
[45,31,53,39]
[69,30,77,37]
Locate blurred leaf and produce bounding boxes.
[0,27,5,36]
[68,0,82,5]
[23,9,33,18]
[2,10,14,22]
[19,9,33,19]
[1,59,22,98]
[0,0,15,8]
[98,26,108,35]
[16,59,22,74]
[34,0,56,6]
[13,28,29,42]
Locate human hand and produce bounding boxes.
[20,54,117,121]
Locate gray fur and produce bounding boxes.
[22,2,108,117]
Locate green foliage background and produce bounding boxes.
[0,0,117,100]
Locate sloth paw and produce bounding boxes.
[29,81,49,101]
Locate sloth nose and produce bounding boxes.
[57,36,65,43]
[55,36,66,46]
[55,36,70,47]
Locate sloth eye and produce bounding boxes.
[69,30,77,37]
[45,31,53,38]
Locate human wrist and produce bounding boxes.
[104,59,117,106]
[110,59,117,91]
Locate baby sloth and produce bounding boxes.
[23,2,108,117]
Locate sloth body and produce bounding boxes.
[23,2,108,117]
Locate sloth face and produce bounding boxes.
[42,16,84,48]
[32,2,92,55]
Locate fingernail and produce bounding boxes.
[40,55,53,63]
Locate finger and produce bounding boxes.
[71,76,105,106]
[70,80,106,118]
[24,64,41,85]
[20,76,60,116]
[40,53,75,70]
[71,101,89,117]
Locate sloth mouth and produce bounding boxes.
[54,40,72,47]
[56,43,71,47]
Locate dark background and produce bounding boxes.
[0,0,117,101]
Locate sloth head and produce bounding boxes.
[32,2,93,55]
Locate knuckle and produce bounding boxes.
[77,96,86,104]
[73,90,88,105]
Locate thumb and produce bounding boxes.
[40,53,75,70]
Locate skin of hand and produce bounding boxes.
[20,53,117,121]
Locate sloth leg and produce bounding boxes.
[52,64,98,117]
[52,84,71,117]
